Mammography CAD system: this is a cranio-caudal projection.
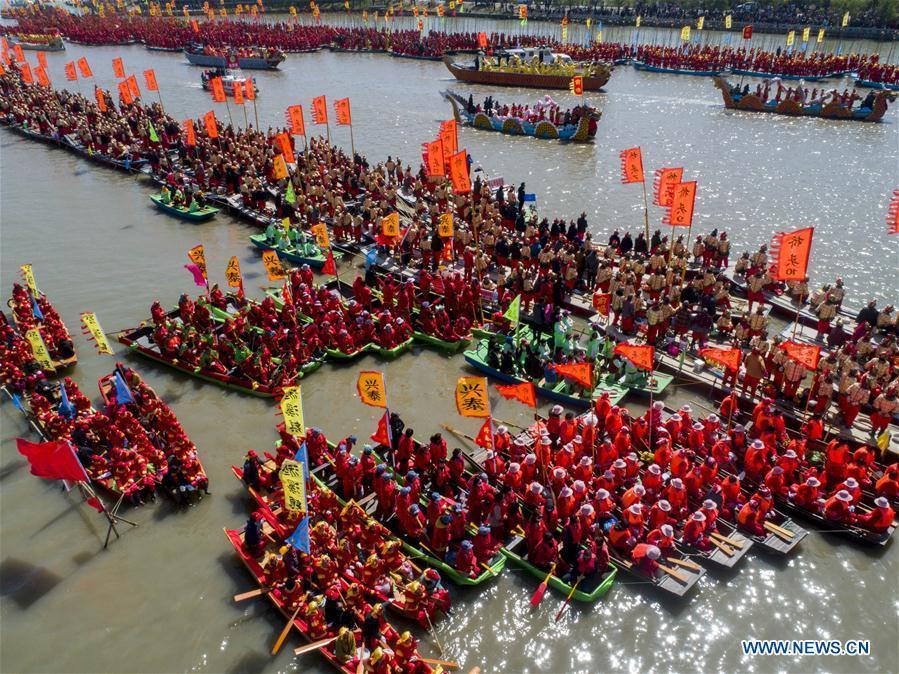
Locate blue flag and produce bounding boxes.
[11,393,26,414]
[58,386,75,419]
[286,517,310,553]
[294,441,310,480]
[114,371,134,404]
[523,193,537,202]
[31,296,43,321]
[364,247,379,269]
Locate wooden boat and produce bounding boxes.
[61,134,148,173]
[223,528,359,673]
[249,233,339,270]
[632,59,725,77]
[501,539,617,602]
[149,194,219,222]
[713,76,894,122]
[200,68,258,96]
[372,338,414,360]
[443,55,612,92]
[387,49,442,61]
[146,44,183,52]
[442,90,599,142]
[768,491,894,546]
[10,34,65,51]
[854,78,899,91]
[184,45,284,70]
[730,68,845,82]
[7,290,77,371]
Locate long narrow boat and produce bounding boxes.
[150,194,219,222]
[7,289,77,371]
[501,540,617,602]
[854,78,899,91]
[632,59,725,77]
[443,55,612,91]
[249,233,340,270]
[713,76,894,122]
[730,68,840,82]
[184,46,284,70]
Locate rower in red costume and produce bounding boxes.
[856,497,895,533]
[682,511,712,550]
[737,499,766,536]
[875,464,898,500]
[631,543,662,575]
[646,524,676,557]
[822,489,855,524]
[789,475,821,510]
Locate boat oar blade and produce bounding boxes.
[293,635,339,656]
[422,658,460,670]
[271,602,304,655]
[530,563,556,606]
[233,587,269,602]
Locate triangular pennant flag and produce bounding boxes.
[699,347,742,372]
[552,362,593,388]
[503,294,521,325]
[495,381,537,408]
[371,411,390,445]
[613,343,655,371]
[285,180,296,204]
[147,120,159,143]
[286,517,310,553]
[58,386,76,419]
[31,295,44,321]
[114,371,135,404]
[781,341,821,370]
[474,418,493,449]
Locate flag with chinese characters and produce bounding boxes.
[424,139,445,177]
[448,150,470,194]
[663,181,697,227]
[279,386,305,436]
[474,418,493,449]
[569,75,583,96]
[619,147,644,184]
[653,167,683,207]
[225,256,244,289]
[112,56,125,78]
[769,227,813,280]
[144,69,158,91]
[552,362,593,389]
[381,212,400,237]
[334,97,351,125]
[439,119,458,156]
[614,343,655,370]
[592,292,611,316]
[887,189,899,235]
[455,376,490,418]
[287,105,305,135]
[781,341,821,370]
[371,411,390,445]
[357,371,387,408]
[80,312,113,355]
[187,244,208,281]
[699,347,741,372]
[262,250,286,280]
[495,381,537,408]
[312,95,328,124]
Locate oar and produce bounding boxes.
[764,521,796,538]
[657,564,689,583]
[554,577,582,621]
[234,587,271,602]
[709,537,735,557]
[422,658,460,670]
[293,635,340,656]
[530,562,557,607]
[666,556,702,572]
[271,601,305,655]
[480,562,498,577]
[425,602,446,657]
[710,531,744,549]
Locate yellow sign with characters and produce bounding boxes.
[262,250,286,281]
[357,371,387,408]
[280,385,305,436]
[280,459,307,512]
[80,312,113,355]
[437,213,453,238]
[225,256,243,288]
[25,328,55,371]
[381,212,400,237]
[311,223,330,249]
[20,264,37,294]
[455,376,490,418]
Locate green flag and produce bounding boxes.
[285,180,296,204]
[148,120,159,143]
[503,294,521,324]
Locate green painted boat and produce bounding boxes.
[617,370,674,396]
[412,330,470,354]
[325,344,372,360]
[501,546,617,602]
[373,338,413,360]
[149,194,219,222]
[249,233,343,270]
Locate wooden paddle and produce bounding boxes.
[710,531,744,549]
[293,635,339,656]
[233,587,270,602]
[480,562,498,577]
[709,537,735,556]
[657,564,688,583]
[422,658,460,670]
[271,601,305,655]
[764,521,796,538]
[666,556,702,572]
[425,603,446,657]
[554,577,582,621]
[530,563,557,607]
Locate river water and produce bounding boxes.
[1,26,898,674]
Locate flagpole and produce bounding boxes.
[641,178,650,243]
[252,96,259,128]
[383,373,395,469]
[348,121,355,157]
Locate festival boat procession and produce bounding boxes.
[1,4,898,673]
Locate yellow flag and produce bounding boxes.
[596,30,603,43]
[842,12,849,27]
[280,385,305,436]
[697,16,704,30]
[80,312,113,355]
[225,255,243,288]
[680,25,691,41]
[261,250,286,281]
[381,212,400,237]
[636,15,641,27]
[273,154,289,180]
[311,223,330,249]
[725,14,732,29]
[187,244,208,280]
[280,458,307,512]
[356,370,387,408]
[455,376,490,418]
[817,28,825,43]
[786,30,795,46]
[25,329,55,371]
[802,27,810,42]
[561,25,567,43]
[281,217,291,232]
[20,264,37,294]
[586,18,591,28]
[437,213,453,238]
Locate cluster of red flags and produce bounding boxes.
[621,148,696,228]
[421,120,467,193]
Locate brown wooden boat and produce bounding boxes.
[713,76,894,122]
[443,56,612,91]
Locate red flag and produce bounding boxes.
[20,62,33,84]
[653,167,683,207]
[781,341,821,370]
[477,32,488,48]
[886,189,898,235]
[76,56,92,78]
[112,56,125,78]
[143,69,158,92]
[321,250,337,276]
[312,95,328,124]
[95,87,107,112]
[742,25,753,40]
[274,132,292,159]
[86,496,105,513]
[552,362,593,389]
[619,147,644,184]
[65,61,77,81]
[663,181,697,227]
[182,119,196,146]
[117,80,133,105]
[287,105,305,135]
[334,97,351,125]
[769,227,813,281]
[474,418,493,449]
[592,292,611,316]
[244,78,255,101]
[424,139,445,177]
[16,439,88,482]
[233,80,244,104]
[34,66,50,87]
[699,347,741,372]
[210,76,225,102]
[204,110,219,138]
[448,149,470,194]
[614,343,655,371]
[495,381,537,408]
[371,411,390,445]
[36,51,47,69]
[439,119,457,156]
[126,74,140,99]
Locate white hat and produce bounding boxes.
[751,439,765,450]
[845,478,858,489]
[875,497,889,508]
[551,405,563,414]
[497,425,508,434]
[671,478,684,489]
[573,435,583,443]
[508,462,520,473]
[702,499,718,510]
[836,490,853,502]
[658,500,671,511]
[772,466,784,474]
[693,422,705,431]
[541,436,552,446]
[670,414,682,422]
[613,459,627,469]
[661,524,674,537]
[553,467,567,478]
[583,413,598,427]
[649,464,661,475]
[627,452,638,460]
[528,482,542,493]
[707,414,719,423]
[525,453,537,464]
[680,405,693,414]
[784,450,797,459]
[597,489,610,500]
[572,480,586,493]
[652,401,664,410]
[692,511,706,522]
[560,487,573,498]
[561,443,574,453]
[806,477,821,487]
[628,503,643,514]
[634,485,646,495]
[646,545,661,560]
[579,456,592,466]
[578,504,594,516]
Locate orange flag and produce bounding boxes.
[663,181,697,227]
[272,154,289,180]
[20,62,33,84]
[191,18,200,32]
[287,105,305,135]
[455,376,490,418]
[77,56,92,78]
[95,87,108,112]
[274,132,292,159]
[888,189,899,235]
[34,66,50,87]
[261,250,286,281]
[143,69,158,91]
[699,347,742,372]
[225,255,244,290]
[233,81,244,104]
[65,61,77,81]
[13,44,25,62]
[448,149,470,194]
[356,371,387,408]
[210,76,225,102]
[126,74,140,98]
[312,95,328,124]
[334,97,351,125]
[495,381,537,408]
[592,292,611,316]
[117,80,133,105]
[203,110,218,138]
[112,57,125,78]
[182,119,196,145]
[381,212,400,237]
[439,119,457,156]
[244,78,255,101]
[653,167,683,207]
[36,51,47,69]
[781,341,821,370]
[425,139,445,177]
[477,31,488,47]
[552,362,593,389]
[769,227,814,281]
[474,418,493,449]
[614,343,655,371]
[619,147,644,184]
